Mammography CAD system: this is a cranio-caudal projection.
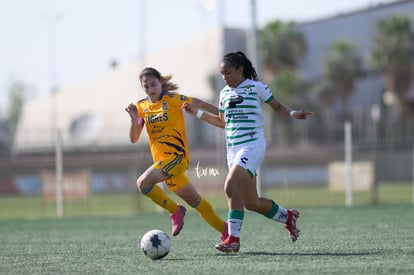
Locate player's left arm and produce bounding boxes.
[267,98,313,120]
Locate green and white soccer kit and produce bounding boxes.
[219,79,273,176]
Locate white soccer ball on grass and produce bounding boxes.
[140,229,171,260]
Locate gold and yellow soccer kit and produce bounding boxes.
[136,91,227,234]
[136,91,192,191]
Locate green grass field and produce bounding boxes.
[1,183,413,274]
[1,206,413,274]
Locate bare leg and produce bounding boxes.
[136,165,168,192]
[137,166,178,214]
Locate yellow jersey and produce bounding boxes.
[136,91,192,163]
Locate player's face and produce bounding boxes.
[140,75,163,102]
[220,63,244,88]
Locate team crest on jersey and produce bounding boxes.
[244,85,253,94]
[162,102,169,111]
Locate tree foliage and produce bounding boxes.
[371,14,414,105]
[259,20,307,74]
[0,81,27,153]
[322,39,362,119]
[259,20,308,145]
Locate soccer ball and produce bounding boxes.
[140,229,171,260]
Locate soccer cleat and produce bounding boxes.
[215,236,240,253]
[170,204,186,236]
[284,209,300,242]
[220,222,229,241]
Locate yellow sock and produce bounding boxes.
[143,185,178,214]
[193,197,225,233]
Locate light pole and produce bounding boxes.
[247,0,265,196]
[138,0,146,67]
[43,12,63,144]
[248,0,260,75]
[43,12,64,218]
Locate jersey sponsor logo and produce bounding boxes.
[162,102,169,111]
[232,114,249,120]
[180,95,187,101]
[151,126,164,135]
[228,95,244,108]
[146,112,168,124]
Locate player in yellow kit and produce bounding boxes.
[125,67,227,240]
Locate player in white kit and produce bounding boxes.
[182,51,313,253]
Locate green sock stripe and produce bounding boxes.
[228,210,244,220]
[264,200,279,218]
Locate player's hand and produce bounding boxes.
[125,103,138,120]
[181,102,197,116]
[293,110,313,120]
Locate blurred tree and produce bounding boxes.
[0,81,27,154]
[259,20,307,145]
[260,20,306,74]
[322,39,362,122]
[269,70,305,144]
[311,79,336,143]
[270,69,304,104]
[371,14,414,141]
[0,121,9,154]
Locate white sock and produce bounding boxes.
[271,206,288,223]
[228,219,243,238]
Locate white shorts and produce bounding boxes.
[226,139,266,176]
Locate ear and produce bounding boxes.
[237,66,244,76]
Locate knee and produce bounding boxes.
[224,179,238,198]
[136,176,149,193]
[223,182,233,197]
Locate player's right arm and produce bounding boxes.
[125,103,144,143]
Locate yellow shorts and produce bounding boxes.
[153,154,190,192]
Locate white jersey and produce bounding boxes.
[219,79,273,147]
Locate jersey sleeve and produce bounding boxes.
[218,89,226,113]
[258,82,274,103]
[178,93,192,104]
[136,99,145,118]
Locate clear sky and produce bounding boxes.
[0,0,397,113]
